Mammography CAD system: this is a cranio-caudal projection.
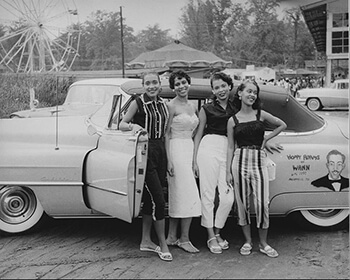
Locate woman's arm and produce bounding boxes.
[165,102,175,177]
[192,107,206,177]
[191,103,199,138]
[226,117,235,186]
[261,110,287,149]
[119,100,141,132]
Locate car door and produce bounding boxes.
[84,95,148,223]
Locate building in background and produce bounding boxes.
[300,0,348,85]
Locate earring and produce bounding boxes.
[239,96,241,100]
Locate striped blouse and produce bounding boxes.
[133,93,169,139]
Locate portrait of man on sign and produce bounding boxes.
[311,149,349,192]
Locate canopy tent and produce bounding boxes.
[126,40,232,76]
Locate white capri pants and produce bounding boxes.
[197,134,234,229]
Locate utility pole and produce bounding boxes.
[120,6,125,78]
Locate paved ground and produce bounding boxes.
[0,216,349,279]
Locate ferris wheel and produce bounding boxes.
[0,0,81,73]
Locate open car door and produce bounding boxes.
[84,94,148,223]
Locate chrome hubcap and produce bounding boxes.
[0,186,36,224]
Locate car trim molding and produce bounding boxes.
[87,185,128,196]
[0,182,83,186]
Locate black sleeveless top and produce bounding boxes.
[202,99,234,136]
[233,110,265,148]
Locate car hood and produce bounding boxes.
[0,115,98,147]
[10,104,102,118]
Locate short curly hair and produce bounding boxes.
[141,71,160,85]
[169,70,191,89]
[210,72,233,91]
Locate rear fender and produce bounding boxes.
[269,191,349,216]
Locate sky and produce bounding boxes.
[76,0,189,37]
[0,0,318,38]
[74,0,317,37]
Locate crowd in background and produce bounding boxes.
[251,76,326,97]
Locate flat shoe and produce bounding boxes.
[240,243,252,256]
[158,251,173,262]
[140,245,161,253]
[207,237,222,254]
[177,241,199,253]
[259,245,279,258]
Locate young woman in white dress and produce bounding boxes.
[165,70,201,253]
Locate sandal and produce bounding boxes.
[240,243,252,256]
[166,239,179,246]
[207,237,222,254]
[177,241,199,253]
[158,251,173,262]
[259,245,278,258]
[215,234,229,250]
[140,245,161,253]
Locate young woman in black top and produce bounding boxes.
[193,72,235,254]
[226,80,286,258]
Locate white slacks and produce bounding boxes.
[197,134,234,229]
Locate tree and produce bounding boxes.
[284,7,315,68]
[81,10,135,70]
[178,0,315,70]
[135,24,172,52]
[179,0,212,51]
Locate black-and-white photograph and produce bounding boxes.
[0,0,348,279]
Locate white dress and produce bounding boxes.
[168,113,201,218]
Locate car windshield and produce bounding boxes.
[65,85,119,105]
[89,91,131,129]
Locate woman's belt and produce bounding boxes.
[239,145,261,150]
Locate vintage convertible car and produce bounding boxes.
[296,79,349,111]
[0,78,348,234]
[9,78,137,118]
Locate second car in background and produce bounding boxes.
[9,78,138,118]
[296,79,349,111]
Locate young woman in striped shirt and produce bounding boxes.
[120,72,172,262]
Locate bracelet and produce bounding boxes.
[128,123,134,130]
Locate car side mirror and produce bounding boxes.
[87,124,98,136]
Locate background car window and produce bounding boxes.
[340,83,348,89]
